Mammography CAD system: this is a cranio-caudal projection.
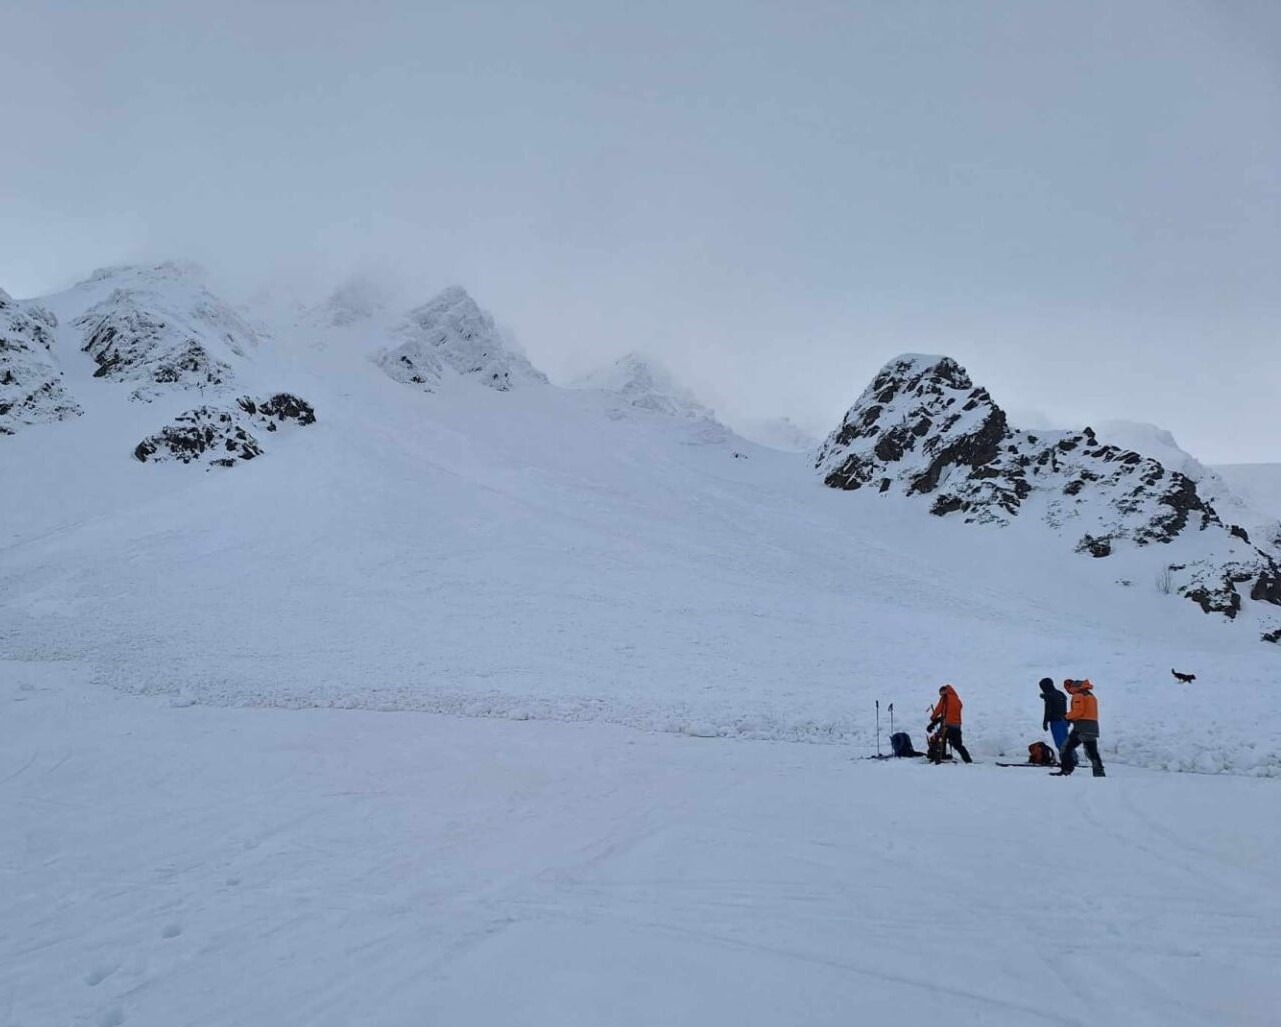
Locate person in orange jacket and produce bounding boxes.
[1058,679,1105,777]
[928,684,972,763]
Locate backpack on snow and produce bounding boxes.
[890,732,922,758]
[1027,741,1058,766]
[925,730,953,763]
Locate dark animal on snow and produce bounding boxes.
[1171,668,1196,684]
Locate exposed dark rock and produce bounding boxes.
[815,353,1281,638]
[0,289,81,435]
[1076,535,1113,558]
[134,392,314,468]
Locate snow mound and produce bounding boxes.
[376,286,546,393]
[70,263,259,399]
[0,287,81,436]
[817,354,1281,639]
[1215,463,1281,518]
[133,393,316,467]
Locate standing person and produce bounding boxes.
[1039,678,1068,751]
[1058,679,1106,777]
[929,684,972,764]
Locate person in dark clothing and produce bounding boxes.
[1058,679,1106,777]
[929,684,972,764]
[1039,678,1068,751]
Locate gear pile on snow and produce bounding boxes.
[133,393,316,467]
[376,286,546,393]
[72,262,258,399]
[0,287,81,436]
[816,354,1281,641]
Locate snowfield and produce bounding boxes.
[2,265,1280,1024]
[4,665,1280,1027]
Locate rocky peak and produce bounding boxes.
[376,286,546,393]
[817,354,1281,640]
[70,270,258,399]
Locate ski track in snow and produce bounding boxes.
[2,670,1279,1027]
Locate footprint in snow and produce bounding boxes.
[161,923,183,939]
[85,964,119,987]
[98,1008,125,1027]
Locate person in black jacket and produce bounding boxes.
[1039,678,1068,751]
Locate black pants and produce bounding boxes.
[945,725,972,763]
[1061,729,1104,775]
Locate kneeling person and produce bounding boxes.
[929,684,972,764]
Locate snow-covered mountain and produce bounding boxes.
[572,351,724,432]
[61,262,260,400]
[816,354,1281,639]
[4,267,1281,792]
[376,286,546,393]
[0,287,81,435]
[1215,464,1281,519]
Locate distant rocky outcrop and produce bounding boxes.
[72,263,258,399]
[377,286,546,392]
[0,287,81,436]
[1093,420,1271,537]
[817,354,1281,640]
[134,393,315,467]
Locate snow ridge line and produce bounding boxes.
[103,674,1281,778]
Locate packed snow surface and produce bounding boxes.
[2,668,1279,1027]
[3,267,1280,1025]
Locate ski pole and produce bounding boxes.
[889,703,895,737]
[875,699,881,757]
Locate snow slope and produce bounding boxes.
[730,415,821,453]
[4,267,1281,1025]
[1216,464,1281,515]
[3,668,1279,1027]
[2,292,1280,775]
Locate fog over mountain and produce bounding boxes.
[3,1,1278,462]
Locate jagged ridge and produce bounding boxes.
[817,354,1281,640]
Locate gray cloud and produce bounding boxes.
[3,0,1277,461]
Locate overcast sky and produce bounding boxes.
[3,0,1278,461]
